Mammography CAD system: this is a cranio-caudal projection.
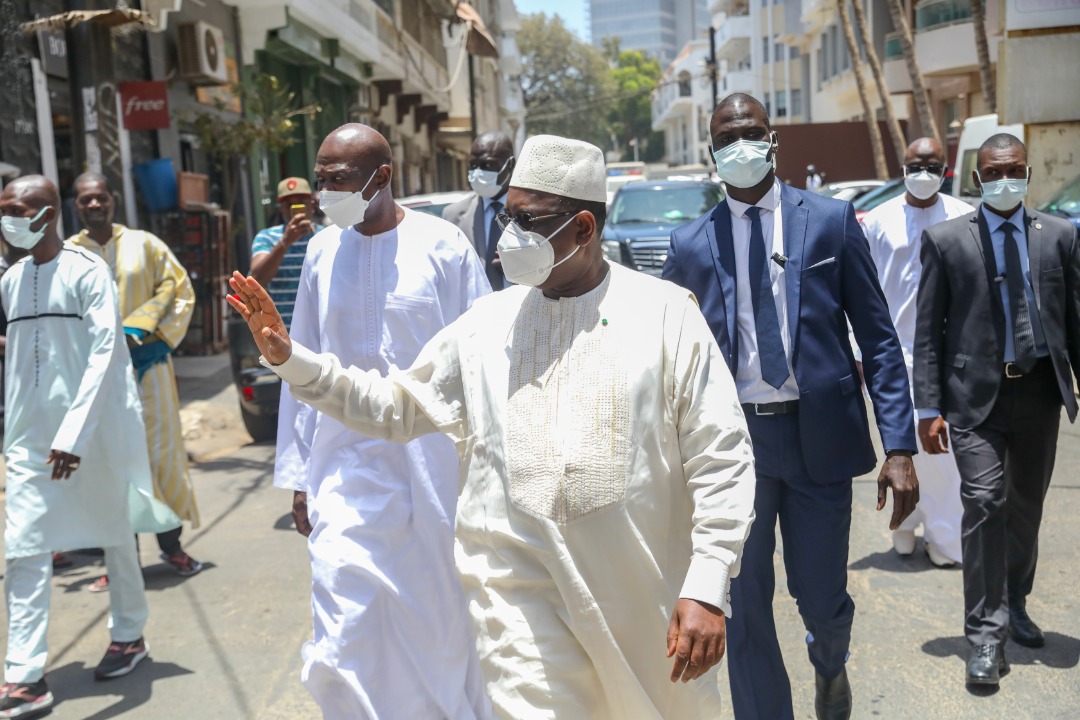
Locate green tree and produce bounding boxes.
[603,41,665,163]
[517,13,614,149]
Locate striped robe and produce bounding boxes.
[68,225,199,527]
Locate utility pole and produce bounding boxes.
[707,25,718,109]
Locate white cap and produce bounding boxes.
[509,135,607,204]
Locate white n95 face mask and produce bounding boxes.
[1,206,51,250]
[319,169,381,228]
[468,157,511,199]
[713,134,775,189]
[978,169,1029,212]
[497,214,580,287]
[903,169,944,201]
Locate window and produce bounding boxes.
[776,90,787,117]
[762,37,770,64]
[818,45,825,87]
[678,70,692,97]
[789,45,800,60]
[775,42,784,63]
[792,88,802,117]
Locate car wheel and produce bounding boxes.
[241,405,278,443]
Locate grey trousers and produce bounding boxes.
[949,367,1062,646]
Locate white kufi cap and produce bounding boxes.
[509,135,607,203]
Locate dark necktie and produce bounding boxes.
[486,200,504,290]
[746,206,789,389]
[1003,221,1036,372]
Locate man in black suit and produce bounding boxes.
[442,131,515,290]
[914,133,1080,687]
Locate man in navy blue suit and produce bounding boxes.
[663,94,919,720]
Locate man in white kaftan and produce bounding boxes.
[859,138,974,565]
[274,125,491,719]
[234,135,756,719]
[0,177,178,716]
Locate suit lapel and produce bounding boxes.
[709,203,739,374]
[1025,210,1044,309]
[779,183,808,351]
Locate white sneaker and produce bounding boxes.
[892,529,916,556]
[926,543,958,568]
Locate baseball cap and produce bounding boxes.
[277,177,312,199]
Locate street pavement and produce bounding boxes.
[1,355,1077,718]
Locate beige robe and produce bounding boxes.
[68,225,199,527]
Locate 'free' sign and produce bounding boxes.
[119,82,171,131]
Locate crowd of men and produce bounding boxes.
[1,90,1077,719]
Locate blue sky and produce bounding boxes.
[513,0,590,41]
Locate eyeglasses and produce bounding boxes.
[496,211,576,233]
[904,163,945,176]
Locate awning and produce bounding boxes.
[20,8,156,36]
[455,1,499,58]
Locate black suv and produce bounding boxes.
[601,180,723,276]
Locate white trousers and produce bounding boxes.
[899,447,965,563]
[4,540,148,683]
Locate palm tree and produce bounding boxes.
[837,0,889,179]
[886,0,941,142]
[850,0,906,165]
[971,0,996,112]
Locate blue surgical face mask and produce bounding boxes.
[977,168,1030,212]
[1,206,51,250]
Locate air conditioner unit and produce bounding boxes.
[177,22,228,86]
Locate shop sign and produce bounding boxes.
[119,81,171,131]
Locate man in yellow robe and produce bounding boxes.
[68,173,202,583]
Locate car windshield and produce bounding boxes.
[1040,175,1080,217]
[852,179,904,210]
[610,186,722,225]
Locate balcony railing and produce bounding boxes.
[884,31,903,60]
[914,0,972,33]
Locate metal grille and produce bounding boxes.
[629,245,669,276]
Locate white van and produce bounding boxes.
[951,114,1025,206]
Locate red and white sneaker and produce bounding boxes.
[94,638,149,680]
[0,680,54,717]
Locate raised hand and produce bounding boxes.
[227,271,293,365]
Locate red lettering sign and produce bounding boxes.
[119,81,170,131]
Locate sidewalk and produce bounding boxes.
[173,352,254,462]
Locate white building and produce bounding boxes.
[651,39,713,166]
[710,0,808,124]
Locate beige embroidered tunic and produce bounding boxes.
[268,262,756,719]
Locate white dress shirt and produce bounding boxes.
[726,180,800,404]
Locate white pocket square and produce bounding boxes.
[806,257,837,270]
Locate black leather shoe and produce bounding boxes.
[814,668,852,720]
[1009,606,1045,648]
[966,644,1009,685]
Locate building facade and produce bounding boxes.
[590,0,709,64]
[651,39,712,167]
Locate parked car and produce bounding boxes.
[399,191,472,217]
[816,180,886,202]
[229,315,281,442]
[602,180,724,276]
[851,179,904,222]
[1039,173,1080,236]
